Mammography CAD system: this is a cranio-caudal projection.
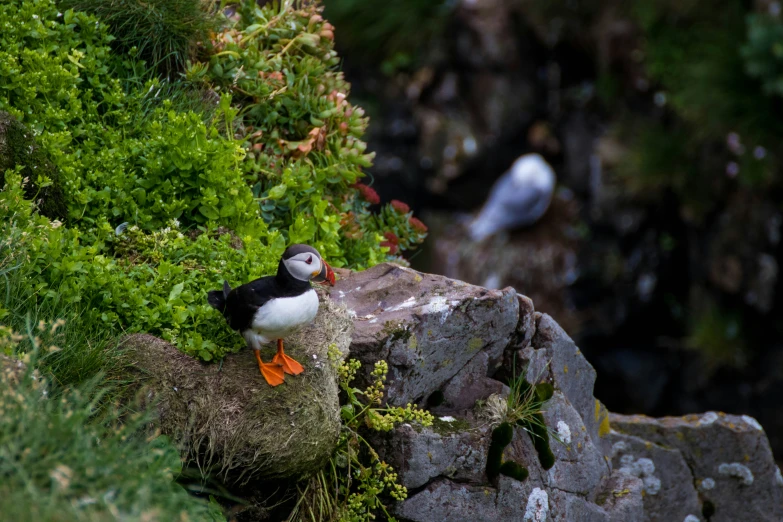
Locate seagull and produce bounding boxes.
[207,244,335,386]
[468,153,556,242]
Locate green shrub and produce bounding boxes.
[0,0,427,363]
[193,0,426,268]
[1,171,281,361]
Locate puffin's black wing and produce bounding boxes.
[223,275,278,331]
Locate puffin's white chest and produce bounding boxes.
[243,289,319,346]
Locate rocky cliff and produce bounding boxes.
[128,263,783,520]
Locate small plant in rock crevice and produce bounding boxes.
[287,352,433,522]
[483,363,557,481]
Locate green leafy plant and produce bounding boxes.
[288,353,433,522]
[192,0,426,268]
[0,322,225,522]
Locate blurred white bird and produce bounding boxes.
[468,153,556,242]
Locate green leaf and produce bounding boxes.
[168,282,184,301]
[268,184,287,199]
[199,205,220,220]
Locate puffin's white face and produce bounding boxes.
[510,153,555,191]
[283,251,322,282]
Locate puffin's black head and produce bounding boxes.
[207,280,232,313]
[280,244,335,286]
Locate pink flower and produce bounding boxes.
[409,216,428,233]
[390,200,410,214]
[353,183,380,205]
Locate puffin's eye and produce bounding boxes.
[305,255,313,264]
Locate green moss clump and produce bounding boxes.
[518,412,556,470]
[486,422,513,480]
[498,461,529,482]
[535,382,555,402]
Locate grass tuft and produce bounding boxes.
[58,0,220,75]
[0,323,225,522]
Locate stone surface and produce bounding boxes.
[376,420,490,489]
[122,296,353,482]
[597,469,646,522]
[607,431,701,522]
[330,262,519,406]
[532,313,613,458]
[437,350,507,412]
[325,263,781,521]
[611,412,783,522]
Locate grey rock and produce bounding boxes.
[516,294,537,351]
[330,263,518,406]
[597,469,645,522]
[542,392,609,496]
[376,420,490,489]
[607,431,701,522]
[329,263,780,522]
[437,350,507,412]
[611,412,783,521]
[532,313,612,457]
[396,477,534,522]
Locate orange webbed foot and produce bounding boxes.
[273,339,305,376]
[255,350,285,386]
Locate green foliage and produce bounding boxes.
[58,0,218,74]
[483,364,556,476]
[0,0,426,363]
[0,0,257,233]
[194,1,425,268]
[617,0,783,194]
[289,355,433,522]
[1,171,283,362]
[0,323,225,522]
[742,13,783,97]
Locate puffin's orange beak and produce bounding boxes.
[313,258,335,286]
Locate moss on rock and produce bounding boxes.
[122,297,353,483]
[0,112,66,220]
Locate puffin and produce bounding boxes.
[207,244,336,386]
[468,153,556,242]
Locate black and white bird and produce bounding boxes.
[468,153,556,242]
[207,244,335,386]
